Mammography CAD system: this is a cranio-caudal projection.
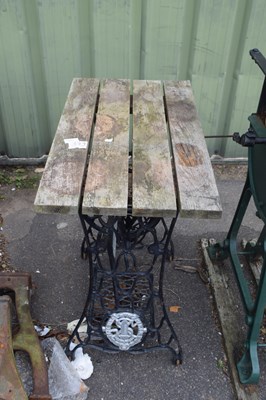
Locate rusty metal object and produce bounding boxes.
[0,295,28,399]
[0,272,51,400]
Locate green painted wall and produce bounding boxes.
[0,0,266,158]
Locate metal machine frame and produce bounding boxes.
[208,48,266,384]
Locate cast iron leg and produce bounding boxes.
[227,180,266,383]
[66,214,182,364]
[226,177,254,313]
[208,176,266,383]
[237,237,266,384]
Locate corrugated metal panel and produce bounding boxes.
[0,0,266,158]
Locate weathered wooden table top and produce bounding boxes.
[34,79,222,219]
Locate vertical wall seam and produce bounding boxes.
[0,87,7,153]
[129,0,142,79]
[24,0,51,155]
[77,0,92,77]
[89,0,95,78]
[218,0,252,156]
[139,0,147,79]
[179,0,201,81]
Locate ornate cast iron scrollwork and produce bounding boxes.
[66,213,182,365]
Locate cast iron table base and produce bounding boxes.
[66,213,182,365]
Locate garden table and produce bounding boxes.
[35,78,221,363]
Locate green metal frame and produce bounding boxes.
[208,49,266,384]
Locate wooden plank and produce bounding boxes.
[201,239,259,400]
[34,78,99,213]
[82,79,130,216]
[164,80,222,219]
[132,80,177,217]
